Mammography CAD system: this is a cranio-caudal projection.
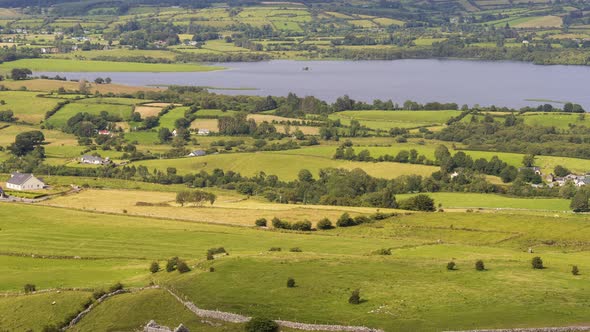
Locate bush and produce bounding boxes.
[245,317,279,332]
[447,261,456,270]
[177,261,191,273]
[255,218,267,227]
[149,261,159,273]
[166,257,179,272]
[287,277,296,288]
[24,284,36,293]
[289,247,302,252]
[336,213,355,227]
[92,289,106,300]
[108,282,124,293]
[348,289,361,304]
[271,217,290,229]
[42,325,60,332]
[269,247,282,252]
[572,265,579,276]
[398,194,436,211]
[475,260,485,271]
[291,220,312,231]
[372,248,392,255]
[209,267,215,272]
[316,218,333,230]
[532,256,544,269]
[207,252,214,260]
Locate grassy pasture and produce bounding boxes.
[0,124,82,159]
[158,106,189,129]
[397,192,570,211]
[46,102,133,128]
[133,150,439,180]
[41,189,394,226]
[0,59,224,72]
[329,110,461,129]
[0,91,62,123]
[3,204,590,330]
[521,112,590,129]
[1,79,163,94]
[0,291,92,331]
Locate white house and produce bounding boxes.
[197,129,210,136]
[188,150,206,157]
[6,173,46,191]
[80,155,108,165]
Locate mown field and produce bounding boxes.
[328,110,461,130]
[2,203,590,331]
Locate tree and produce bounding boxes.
[255,218,267,227]
[94,77,105,84]
[149,261,159,273]
[245,317,279,332]
[105,77,112,84]
[176,190,216,207]
[336,213,355,227]
[287,277,296,288]
[475,260,485,271]
[316,218,333,230]
[522,154,535,167]
[532,256,544,269]
[78,79,90,94]
[447,261,456,270]
[166,257,179,272]
[11,68,31,80]
[348,289,361,304]
[554,165,570,177]
[24,283,36,293]
[572,265,580,276]
[570,191,589,212]
[9,130,45,156]
[177,261,190,273]
[399,194,435,212]
[158,127,172,143]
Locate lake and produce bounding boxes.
[38,59,590,110]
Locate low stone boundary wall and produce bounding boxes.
[446,327,590,332]
[166,288,384,332]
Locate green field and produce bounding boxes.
[0,91,62,123]
[329,110,461,130]
[397,192,571,211]
[0,59,224,72]
[2,203,590,331]
[46,102,133,127]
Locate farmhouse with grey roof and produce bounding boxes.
[6,173,46,191]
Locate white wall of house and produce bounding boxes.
[7,177,45,191]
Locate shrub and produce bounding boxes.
[206,252,214,260]
[398,194,436,211]
[42,325,60,332]
[287,277,296,288]
[348,289,361,304]
[149,261,159,273]
[92,289,106,300]
[532,256,544,269]
[475,260,485,271]
[316,218,333,230]
[291,220,312,231]
[177,261,191,273]
[447,261,456,270]
[372,248,392,255]
[289,247,302,252]
[24,284,36,293]
[209,267,215,272]
[166,257,179,272]
[108,282,124,293]
[572,265,580,276]
[255,218,267,227]
[269,247,282,252]
[336,213,355,227]
[271,217,290,229]
[245,317,279,332]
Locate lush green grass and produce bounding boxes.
[0,291,92,331]
[521,112,590,129]
[2,203,590,330]
[0,59,224,72]
[46,102,133,128]
[329,110,461,130]
[397,192,571,211]
[158,106,189,129]
[0,91,62,123]
[71,288,242,332]
[134,150,438,180]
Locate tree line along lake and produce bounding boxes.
[38,59,590,110]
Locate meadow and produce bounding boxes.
[0,59,224,73]
[46,101,134,127]
[328,110,462,130]
[0,91,63,123]
[2,203,590,330]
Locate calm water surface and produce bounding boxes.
[38,59,590,110]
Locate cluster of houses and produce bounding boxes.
[547,174,590,187]
[80,155,111,165]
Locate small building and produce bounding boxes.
[518,166,541,175]
[197,129,210,136]
[188,150,206,157]
[80,155,107,165]
[98,130,112,136]
[172,129,178,137]
[6,173,46,191]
